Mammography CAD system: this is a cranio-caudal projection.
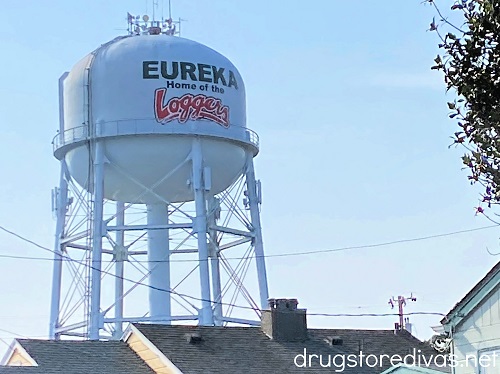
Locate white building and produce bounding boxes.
[441,261,500,374]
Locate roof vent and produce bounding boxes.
[185,332,203,344]
[325,336,343,346]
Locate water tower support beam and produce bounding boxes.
[49,162,69,340]
[114,201,125,337]
[89,141,105,340]
[192,138,214,325]
[146,203,171,322]
[208,197,223,326]
[210,254,223,325]
[245,155,269,310]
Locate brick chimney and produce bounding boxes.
[261,298,308,342]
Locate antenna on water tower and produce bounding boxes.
[128,0,184,36]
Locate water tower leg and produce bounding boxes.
[89,141,105,340]
[192,139,214,325]
[49,162,68,340]
[114,201,125,337]
[208,197,222,326]
[245,155,269,310]
[210,255,223,326]
[147,203,170,323]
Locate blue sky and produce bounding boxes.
[0,0,498,352]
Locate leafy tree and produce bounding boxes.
[427,0,500,214]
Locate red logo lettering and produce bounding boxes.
[154,88,230,127]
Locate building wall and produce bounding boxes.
[451,286,500,374]
[5,349,33,366]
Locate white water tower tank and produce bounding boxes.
[54,34,258,203]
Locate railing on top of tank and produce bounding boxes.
[52,119,260,152]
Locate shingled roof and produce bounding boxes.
[0,326,449,374]
[132,324,447,374]
[0,339,154,374]
[0,298,451,373]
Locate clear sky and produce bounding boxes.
[0,0,498,354]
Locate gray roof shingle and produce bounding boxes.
[0,325,450,373]
[133,323,449,374]
[0,339,154,374]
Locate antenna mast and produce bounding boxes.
[388,294,417,331]
[127,0,183,36]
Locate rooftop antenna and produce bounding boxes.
[388,294,416,332]
[127,0,184,36]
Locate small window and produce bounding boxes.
[478,347,500,374]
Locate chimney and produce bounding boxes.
[394,322,400,332]
[404,317,413,335]
[261,298,308,342]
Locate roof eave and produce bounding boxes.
[124,324,183,374]
[441,268,500,330]
[0,340,38,367]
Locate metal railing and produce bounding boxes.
[53,119,259,153]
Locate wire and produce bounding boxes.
[486,247,500,256]
[0,225,260,313]
[0,226,55,254]
[0,224,456,318]
[0,328,28,338]
[0,254,53,261]
[257,224,499,260]
[308,312,446,318]
[0,338,11,348]
[1,224,497,263]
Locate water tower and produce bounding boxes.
[50,16,269,340]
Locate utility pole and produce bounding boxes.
[388,294,416,331]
